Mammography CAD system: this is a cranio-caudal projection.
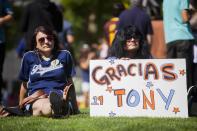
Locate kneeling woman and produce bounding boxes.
[18,26,79,117]
[108,25,152,59]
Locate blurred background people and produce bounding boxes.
[58,5,76,64]
[188,0,197,116]
[163,0,195,89]
[20,0,63,51]
[79,44,97,107]
[104,3,125,47]
[190,0,197,86]
[16,37,25,58]
[98,37,108,59]
[118,0,153,46]
[0,0,13,103]
[59,20,75,53]
[142,0,162,20]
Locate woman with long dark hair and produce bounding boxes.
[108,25,152,59]
[0,26,79,118]
[19,26,79,117]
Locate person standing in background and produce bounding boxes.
[59,20,75,53]
[79,44,97,107]
[189,0,197,86]
[104,3,125,46]
[163,0,194,89]
[187,0,197,116]
[58,19,76,64]
[21,0,63,51]
[0,0,13,103]
[118,0,153,46]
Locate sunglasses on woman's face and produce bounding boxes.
[38,35,53,43]
[126,37,139,43]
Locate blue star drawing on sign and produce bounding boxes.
[146,81,153,89]
[109,59,115,65]
[109,111,116,117]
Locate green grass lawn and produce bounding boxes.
[0,109,197,131]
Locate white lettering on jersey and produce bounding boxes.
[31,59,63,76]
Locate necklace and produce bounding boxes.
[35,50,53,67]
[41,55,52,61]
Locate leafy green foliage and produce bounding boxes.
[5,5,23,51]
[60,0,129,44]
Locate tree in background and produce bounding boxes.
[60,0,130,45]
[6,0,163,51]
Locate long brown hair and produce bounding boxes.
[31,26,59,54]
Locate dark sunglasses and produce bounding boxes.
[126,37,139,43]
[38,35,53,43]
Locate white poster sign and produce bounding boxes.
[90,59,188,118]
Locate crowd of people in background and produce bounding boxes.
[190,0,197,86]
[0,0,13,105]
[0,0,197,117]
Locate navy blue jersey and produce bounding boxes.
[81,69,89,82]
[19,50,75,95]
